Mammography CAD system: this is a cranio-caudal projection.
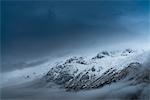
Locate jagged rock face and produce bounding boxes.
[45,64,77,84]
[65,57,87,65]
[45,57,87,85]
[65,62,150,91]
[44,49,150,91]
[54,73,73,85]
[65,68,117,91]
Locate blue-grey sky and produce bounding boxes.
[1,0,149,72]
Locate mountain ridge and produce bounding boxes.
[44,49,150,92]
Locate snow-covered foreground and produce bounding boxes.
[1,49,150,100]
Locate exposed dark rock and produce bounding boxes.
[65,57,87,65]
[55,73,74,85]
[125,48,134,53]
[92,51,110,59]
[26,75,30,78]
[121,49,134,56]
[91,67,96,72]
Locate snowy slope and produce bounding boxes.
[45,49,150,91]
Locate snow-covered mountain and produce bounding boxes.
[44,49,150,92]
[1,49,150,100]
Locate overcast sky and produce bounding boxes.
[1,0,149,72]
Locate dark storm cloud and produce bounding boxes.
[1,0,149,71]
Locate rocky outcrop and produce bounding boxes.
[121,49,135,56]
[65,57,87,65]
[45,57,87,85]
[92,51,110,59]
